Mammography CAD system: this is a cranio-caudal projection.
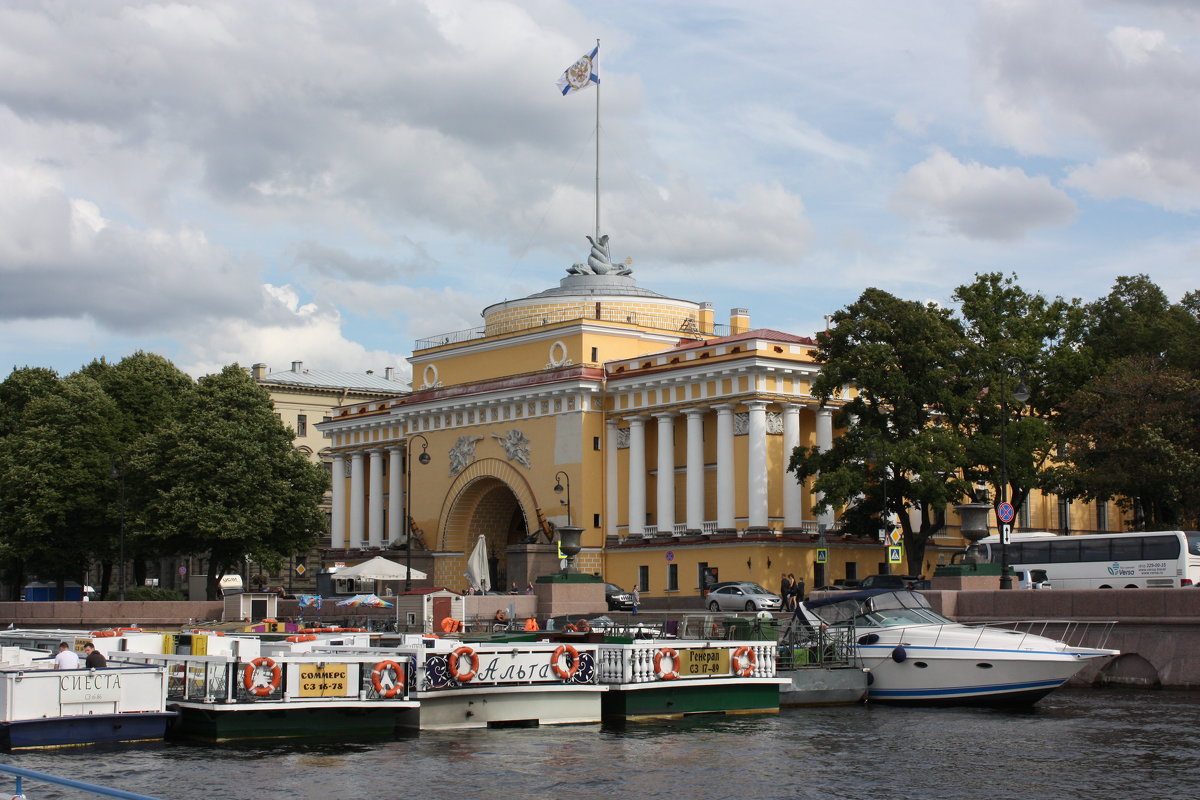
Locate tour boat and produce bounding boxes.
[796,589,1118,706]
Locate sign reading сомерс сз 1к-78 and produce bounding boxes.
[60,671,122,703]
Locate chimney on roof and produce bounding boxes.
[384,367,395,380]
[291,361,303,372]
[730,308,750,335]
[251,363,268,380]
[699,302,714,335]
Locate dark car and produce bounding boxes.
[605,583,634,611]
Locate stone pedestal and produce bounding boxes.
[505,544,559,589]
[533,574,605,618]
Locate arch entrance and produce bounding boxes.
[437,458,557,592]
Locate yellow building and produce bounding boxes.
[316,256,926,599]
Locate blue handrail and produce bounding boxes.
[0,763,167,800]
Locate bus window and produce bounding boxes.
[1050,539,1080,563]
[1111,538,1141,561]
[1022,541,1050,563]
[1079,539,1109,562]
[1143,535,1180,560]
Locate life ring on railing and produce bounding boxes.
[115,627,143,634]
[654,648,680,681]
[285,634,317,643]
[574,618,591,634]
[90,630,117,638]
[441,617,462,634]
[242,657,281,697]
[371,660,405,698]
[449,646,479,683]
[732,645,757,677]
[551,644,581,680]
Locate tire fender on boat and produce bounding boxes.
[732,645,757,677]
[654,648,681,680]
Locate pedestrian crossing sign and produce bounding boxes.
[887,546,902,564]
[816,548,829,564]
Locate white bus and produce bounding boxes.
[981,530,1200,589]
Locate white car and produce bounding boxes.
[706,582,783,612]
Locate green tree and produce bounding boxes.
[0,373,121,598]
[788,288,974,573]
[132,365,327,599]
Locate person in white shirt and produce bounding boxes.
[53,642,80,669]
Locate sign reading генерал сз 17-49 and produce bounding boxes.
[60,671,121,703]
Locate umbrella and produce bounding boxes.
[336,594,393,608]
[465,534,490,593]
[335,556,425,581]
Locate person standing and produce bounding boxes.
[631,585,640,615]
[54,642,80,669]
[779,573,790,610]
[82,641,107,669]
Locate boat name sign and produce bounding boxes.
[679,648,729,677]
[60,672,121,703]
[298,664,349,697]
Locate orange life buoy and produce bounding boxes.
[242,656,282,697]
[371,659,405,698]
[285,634,317,643]
[115,627,143,634]
[564,623,577,633]
[90,630,117,638]
[551,644,580,680]
[732,645,757,677]
[523,618,539,631]
[654,648,680,681]
[449,646,479,683]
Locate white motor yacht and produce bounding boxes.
[795,589,1118,706]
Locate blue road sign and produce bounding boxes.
[997,502,1015,523]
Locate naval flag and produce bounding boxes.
[557,44,599,95]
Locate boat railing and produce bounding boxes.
[775,619,857,669]
[0,763,166,800]
[595,640,777,684]
[973,619,1118,651]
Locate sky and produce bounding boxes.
[2,0,1198,381]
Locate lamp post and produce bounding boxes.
[404,434,431,593]
[998,372,1030,590]
[107,464,126,602]
[553,471,571,527]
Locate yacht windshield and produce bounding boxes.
[806,590,953,627]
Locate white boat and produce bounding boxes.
[796,589,1118,706]
[0,645,175,749]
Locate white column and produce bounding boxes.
[654,412,676,534]
[605,418,619,538]
[782,405,803,530]
[714,404,735,530]
[627,416,647,537]
[816,407,835,528]
[368,450,384,548]
[330,453,346,550]
[685,409,705,532]
[746,401,768,530]
[349,452,365,549]
[388,447,403,546]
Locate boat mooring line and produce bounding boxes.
[0,763,167,800]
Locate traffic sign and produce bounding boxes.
[887,546,902,564]
[816,548,829,564]
[295,564,307,576]
[1000,523,1011,546]
[887,529,902,546]
[997,502,1015,523]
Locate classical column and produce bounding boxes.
[349,452,365,549]
[605,418,619,538]
[367,450,384,548]
[685,409,705,532]
[388,447,403,546]
[654,412,676,534]
[782,405,803,530]
[714,404,735,530]
[816,407,835,528]
[627,416,647,537]
[330,453,346,550]
[746,401,768,530]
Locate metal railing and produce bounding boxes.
[776,617,857,669]
[415,314,730,351]
[0,764,166,800]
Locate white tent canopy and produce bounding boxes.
[334,556,426,581]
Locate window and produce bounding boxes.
[667,563,678,591]
[637,565,649,592]
[593,513,601,529]
[1096,501,1108,532]
[1144,535,1180,560]
[697,562,709,590]
[593,436,601,451]
[845,562,858,582]
[296,415,307,436]
[1049,539,1080,563]
[1019,501,1031,530]
[591,347,599,362]
[1057,497,1071,533]
[1079,538,1108,562]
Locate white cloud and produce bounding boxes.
[890,149,1076,241]
[1065,152,1200,212]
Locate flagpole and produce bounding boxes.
[594,38,601,242]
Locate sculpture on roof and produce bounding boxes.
[567,233,632,276]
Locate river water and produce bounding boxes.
[7,688,1198,800]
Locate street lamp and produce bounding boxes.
[553,471,571,527]
[998,372,1030,590]
[404,434,431,593]
[107,463,127,602]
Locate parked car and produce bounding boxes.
[818,574,930,592]
[605,583,635,611]
[705,582,783,612]
[1014,569,1052,589]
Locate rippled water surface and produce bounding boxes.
[7,689,1199,800]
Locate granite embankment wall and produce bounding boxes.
[924,589,1200,689]
[0,600,394,629]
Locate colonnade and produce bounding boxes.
[608,403,834,537]
[328,447,405,550]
